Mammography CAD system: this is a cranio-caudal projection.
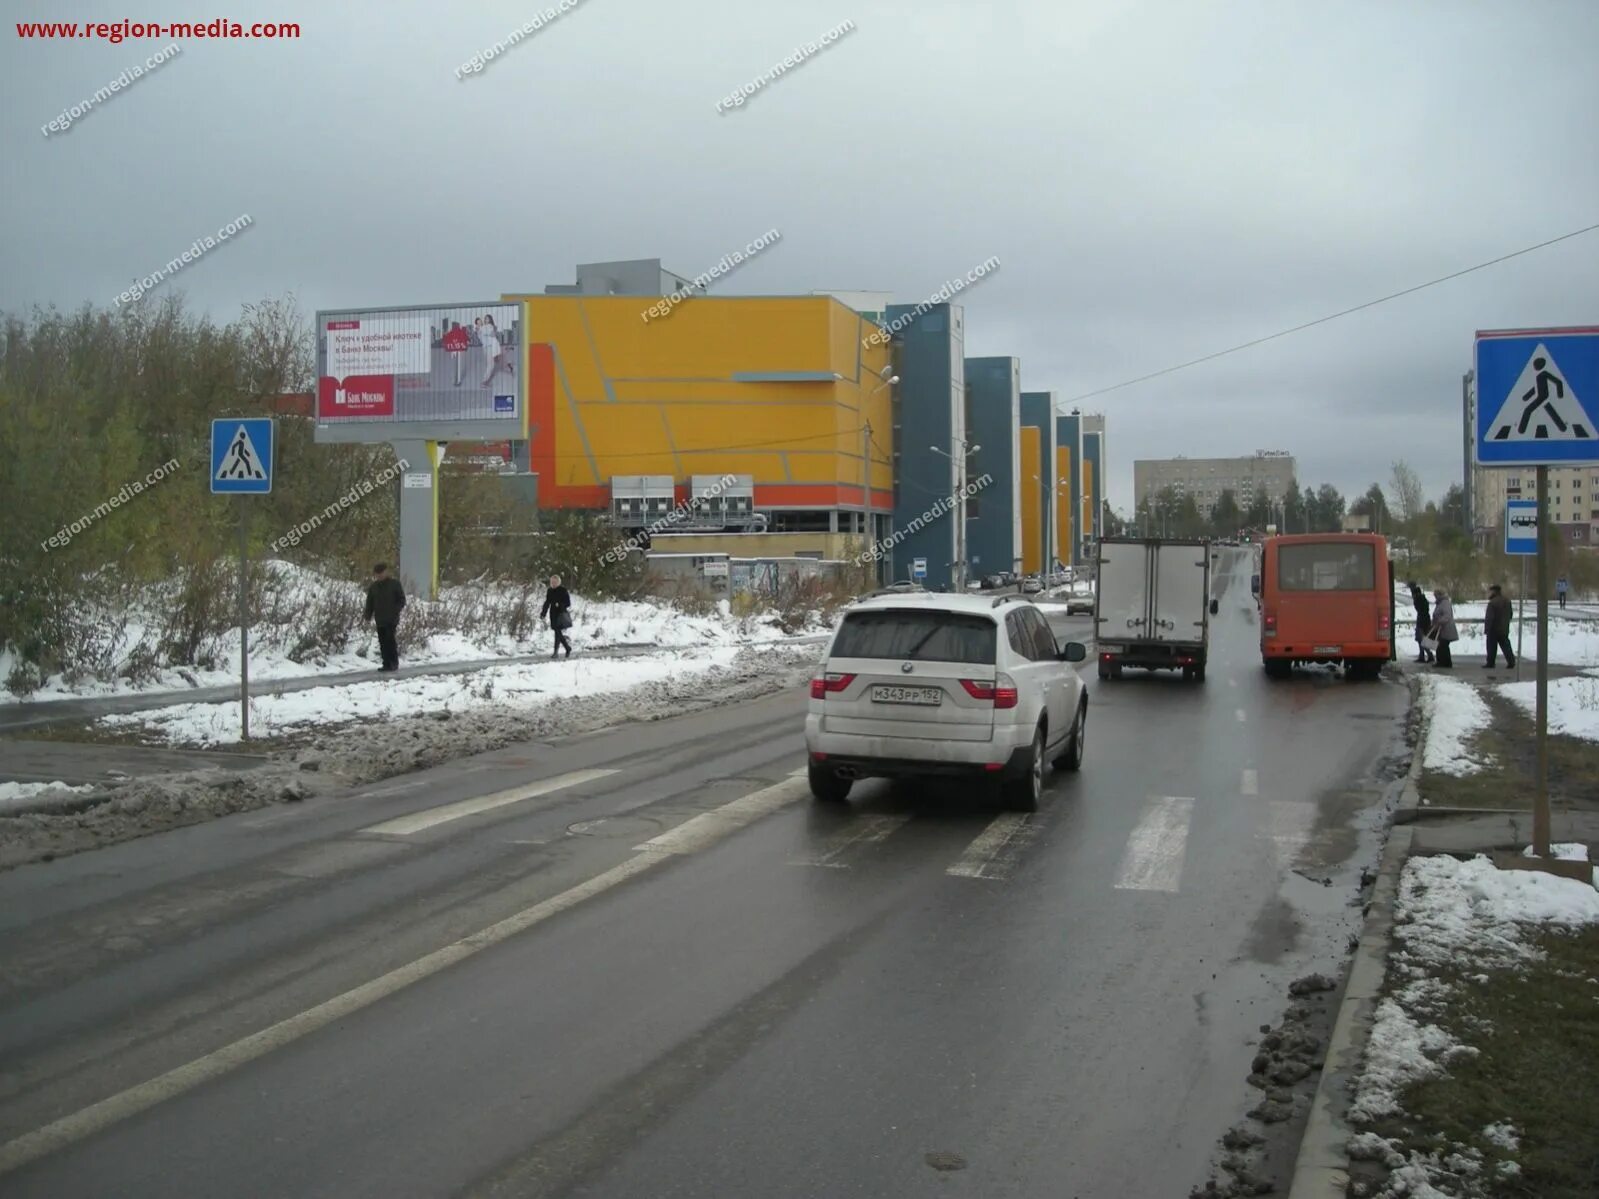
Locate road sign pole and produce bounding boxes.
[1517,556,1526,684]
[238,497,250,743]
[1533,465,1549,859]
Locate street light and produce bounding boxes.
[931,440,980,588]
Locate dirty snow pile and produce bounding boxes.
[0,780,97,815]
[1496,672,1599,744]
[99,646,748,748]
[1419,675,1493,776]
[1348,852,1599,1196]
[0,642,823,870]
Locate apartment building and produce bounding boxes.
[1473,464,1599,547]
[1133,451,1296,516]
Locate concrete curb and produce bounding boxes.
[1288,821,1415,1199]
[1391,671,1427,823]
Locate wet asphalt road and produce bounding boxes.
[0,549,1410,1198]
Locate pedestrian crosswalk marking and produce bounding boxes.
[1241,769,1258,796]
[360,768,619,835]
[790,813,910,868]
[1264,800,1316,864]
[1485,343,1594,442]
[1113,797,1194,892]
[946,812,1038,880]
[215,425,269,480]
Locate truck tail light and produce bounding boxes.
[809,672,855,699]
[961,673,1019,709]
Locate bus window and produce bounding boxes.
[1277,543,1376,592]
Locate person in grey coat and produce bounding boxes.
[1428,588,1458,669]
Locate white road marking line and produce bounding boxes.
[1265,800,1317,863]
[1235,708,1247,723]
[947,812,1039,880]
[1241,769,1258,796]
[0,776,811,1178]
[789,766,808,776]
[634,777,808,856]
[360,769,618,836]
[362,780,429,799]
[1113,797,1194,893]
[791,814,911,868]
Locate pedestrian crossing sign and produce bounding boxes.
[1475,327,1599,465]
[211,418,274,493]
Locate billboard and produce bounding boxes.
[314,302,525,441]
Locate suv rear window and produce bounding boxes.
[832,610,997,665]
[1277,543,1376,591]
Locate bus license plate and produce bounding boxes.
[1314,645,1341,654]
[871,685,942,706]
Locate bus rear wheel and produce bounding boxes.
[1263,658,1292,680]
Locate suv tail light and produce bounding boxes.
[960,673,1019,709]
[809,672,856,699]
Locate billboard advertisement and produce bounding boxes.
[314,302,523,433]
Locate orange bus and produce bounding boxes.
[1259,533,1395,680]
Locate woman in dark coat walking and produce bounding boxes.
[1408,582,1433,663]
[540,574,573,658]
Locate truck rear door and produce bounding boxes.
[1096,540,1152,645]
[1153,542,1207,644]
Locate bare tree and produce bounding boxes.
[1388,460,1424,531]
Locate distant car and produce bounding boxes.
[1021,577,1043,594]
[966,579,983,591]
[984,574,1005,590]
[1065,587,1095,616]
[805,593,1090,811]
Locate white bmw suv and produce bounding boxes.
[805,592,1090,811]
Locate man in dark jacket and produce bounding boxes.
[1483,583,1515,669]
[364,563,406,673]
[1408,582,1432,663]
[540,573,573,658]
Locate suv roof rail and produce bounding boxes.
[864,587,925,599]
[991,594,1028,609]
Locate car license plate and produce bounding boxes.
[871,684,942,706]
[1313,645,1341,654]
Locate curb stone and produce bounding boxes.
[1287,822,1415,1199]
[1391,672,1426,823]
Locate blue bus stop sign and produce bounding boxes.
[1504,499,1538,556]
[1474,327,1599,467]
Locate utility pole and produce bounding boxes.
[861,419,872,563]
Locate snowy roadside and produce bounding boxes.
[1497,671,1599,744]
[1345,851,1599,1198]
[0,641,825,871]
[0,561,830,705]
[1418,675,1494,776]
[98,645,751,748]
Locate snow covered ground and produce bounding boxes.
[1419,675,1493,775]
[0,561,827,705]
[100,646,747,748]
[1349,851,1599,1195]
[1496,672,1599,744]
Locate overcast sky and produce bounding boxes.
[4,0,1596,511]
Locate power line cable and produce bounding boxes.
[1061,220,1599,406]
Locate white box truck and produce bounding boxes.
[1093,537,1216,682]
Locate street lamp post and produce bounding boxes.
[931,440,980,590]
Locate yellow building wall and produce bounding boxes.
[1055,447,1073,570]
[1019,426,1042,574]
[506,294,893,508]
[648,531,867,559]
[1081,459,1094,553]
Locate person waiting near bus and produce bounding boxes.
[1483,584,1515,669]
[1428,588,1458,669]
[1407,582,1433,663]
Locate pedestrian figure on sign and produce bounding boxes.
[1408,582,1433,663]
[1518,356,1568,436]
[540,573,573,658]
[364,563,406,673]
[1483,584,1515,669]
[1428,589,1457,669]
[1556,574,1569,609]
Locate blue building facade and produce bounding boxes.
[963,357,1022,577]
[884,303,966,590]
